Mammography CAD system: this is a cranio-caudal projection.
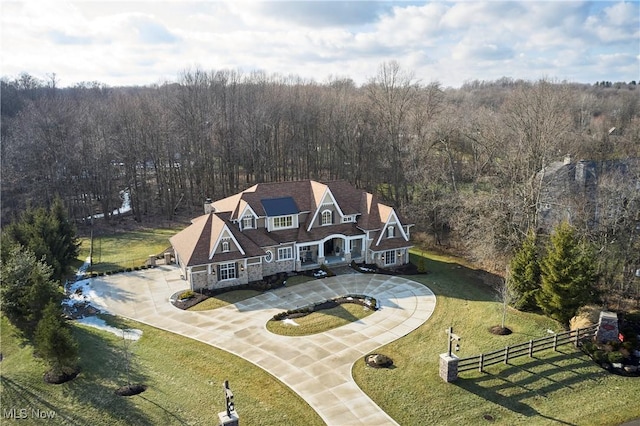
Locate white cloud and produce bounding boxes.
[1,1,637,88]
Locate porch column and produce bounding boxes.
[317,242,325,265]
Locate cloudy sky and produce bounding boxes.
[1,0,638,88]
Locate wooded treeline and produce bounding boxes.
[2,63,639,283]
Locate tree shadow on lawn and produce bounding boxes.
[454,349,608,424]
[62,325,160,426]
[0,376,90,426]
[407,254,501,303]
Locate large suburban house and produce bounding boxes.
[170,180,414,291]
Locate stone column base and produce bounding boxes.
[439,353,459,382]
[218,411,239,426]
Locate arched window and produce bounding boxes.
[222,241,230,252]
[321,210,332,225]
[387,226,395,238]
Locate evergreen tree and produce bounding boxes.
[1,196,79,281]
[0,244,62,333]
[536,222,598,325]
[508,230,540,311]
[34,301,78,379]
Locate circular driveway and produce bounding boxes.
[89,266,436,425]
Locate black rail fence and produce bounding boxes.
[457,324,598,373]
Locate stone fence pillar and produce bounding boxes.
[595,311,619,343]
[439,353,459,382]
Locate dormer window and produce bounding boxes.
[242,216,253,229]
[321,210,332,225]
[273,216,293,229]
[387,226,395,238]
[222,241,230,252]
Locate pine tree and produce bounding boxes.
[536,222,598,325]
[0,245,62,333]
[1,197,79,281]
[508,230,540,311]
[34,302,78,380]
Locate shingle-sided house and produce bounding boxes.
[170,180,414,291]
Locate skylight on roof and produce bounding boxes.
[261,197,299,216]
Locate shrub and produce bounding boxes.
[125,267,132,272]
[178,290,195,300]
[582,341,596,354]
[608,351,624,364]
[320,264,336,277]
[604,340,620,352]
[622,341,635,351]
[367,297,377,310]
[417,257,427,274]
[592,350,607,363]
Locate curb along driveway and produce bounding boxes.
[90,266,437,425]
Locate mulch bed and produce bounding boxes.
[115,384,147,396]
[44,368,80,384]
[171,292,208,310]
[365,353,394,368]
[489,326,512,335]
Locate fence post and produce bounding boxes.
[528,339,533,357]
[553,333,558,351]
[479,354,484,372]
[574,328,580,347]
[504,346,510,364]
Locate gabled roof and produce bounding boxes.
[174,180,413,266]
[170,213,264,267]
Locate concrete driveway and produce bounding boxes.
[89,265,436,425]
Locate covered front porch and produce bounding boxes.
[296,235,364,271]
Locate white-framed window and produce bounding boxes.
[242,216,254,229]
[221,241,230,252]
[264,250,273,263]
[273,216,293,229]
[321,210,332,225]
[278,247,293,261]
[218,262,236,280]
[387,226,395,238]
[384,250,396,266]
[342,216,355,223]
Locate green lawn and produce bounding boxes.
[75,228,179,273]
[188,275,316,311]
[188,290,261,311]
[30,228,639,425]
[352,250,640,426]
[0,315,323,426]
[266,303,374,336]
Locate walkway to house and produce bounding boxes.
[89,265,437,425]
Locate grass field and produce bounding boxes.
[352,250,640,426]
[10,229,638,426]
[266,303,374,336]
[0,315,323,426]
[75,228,178,273]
